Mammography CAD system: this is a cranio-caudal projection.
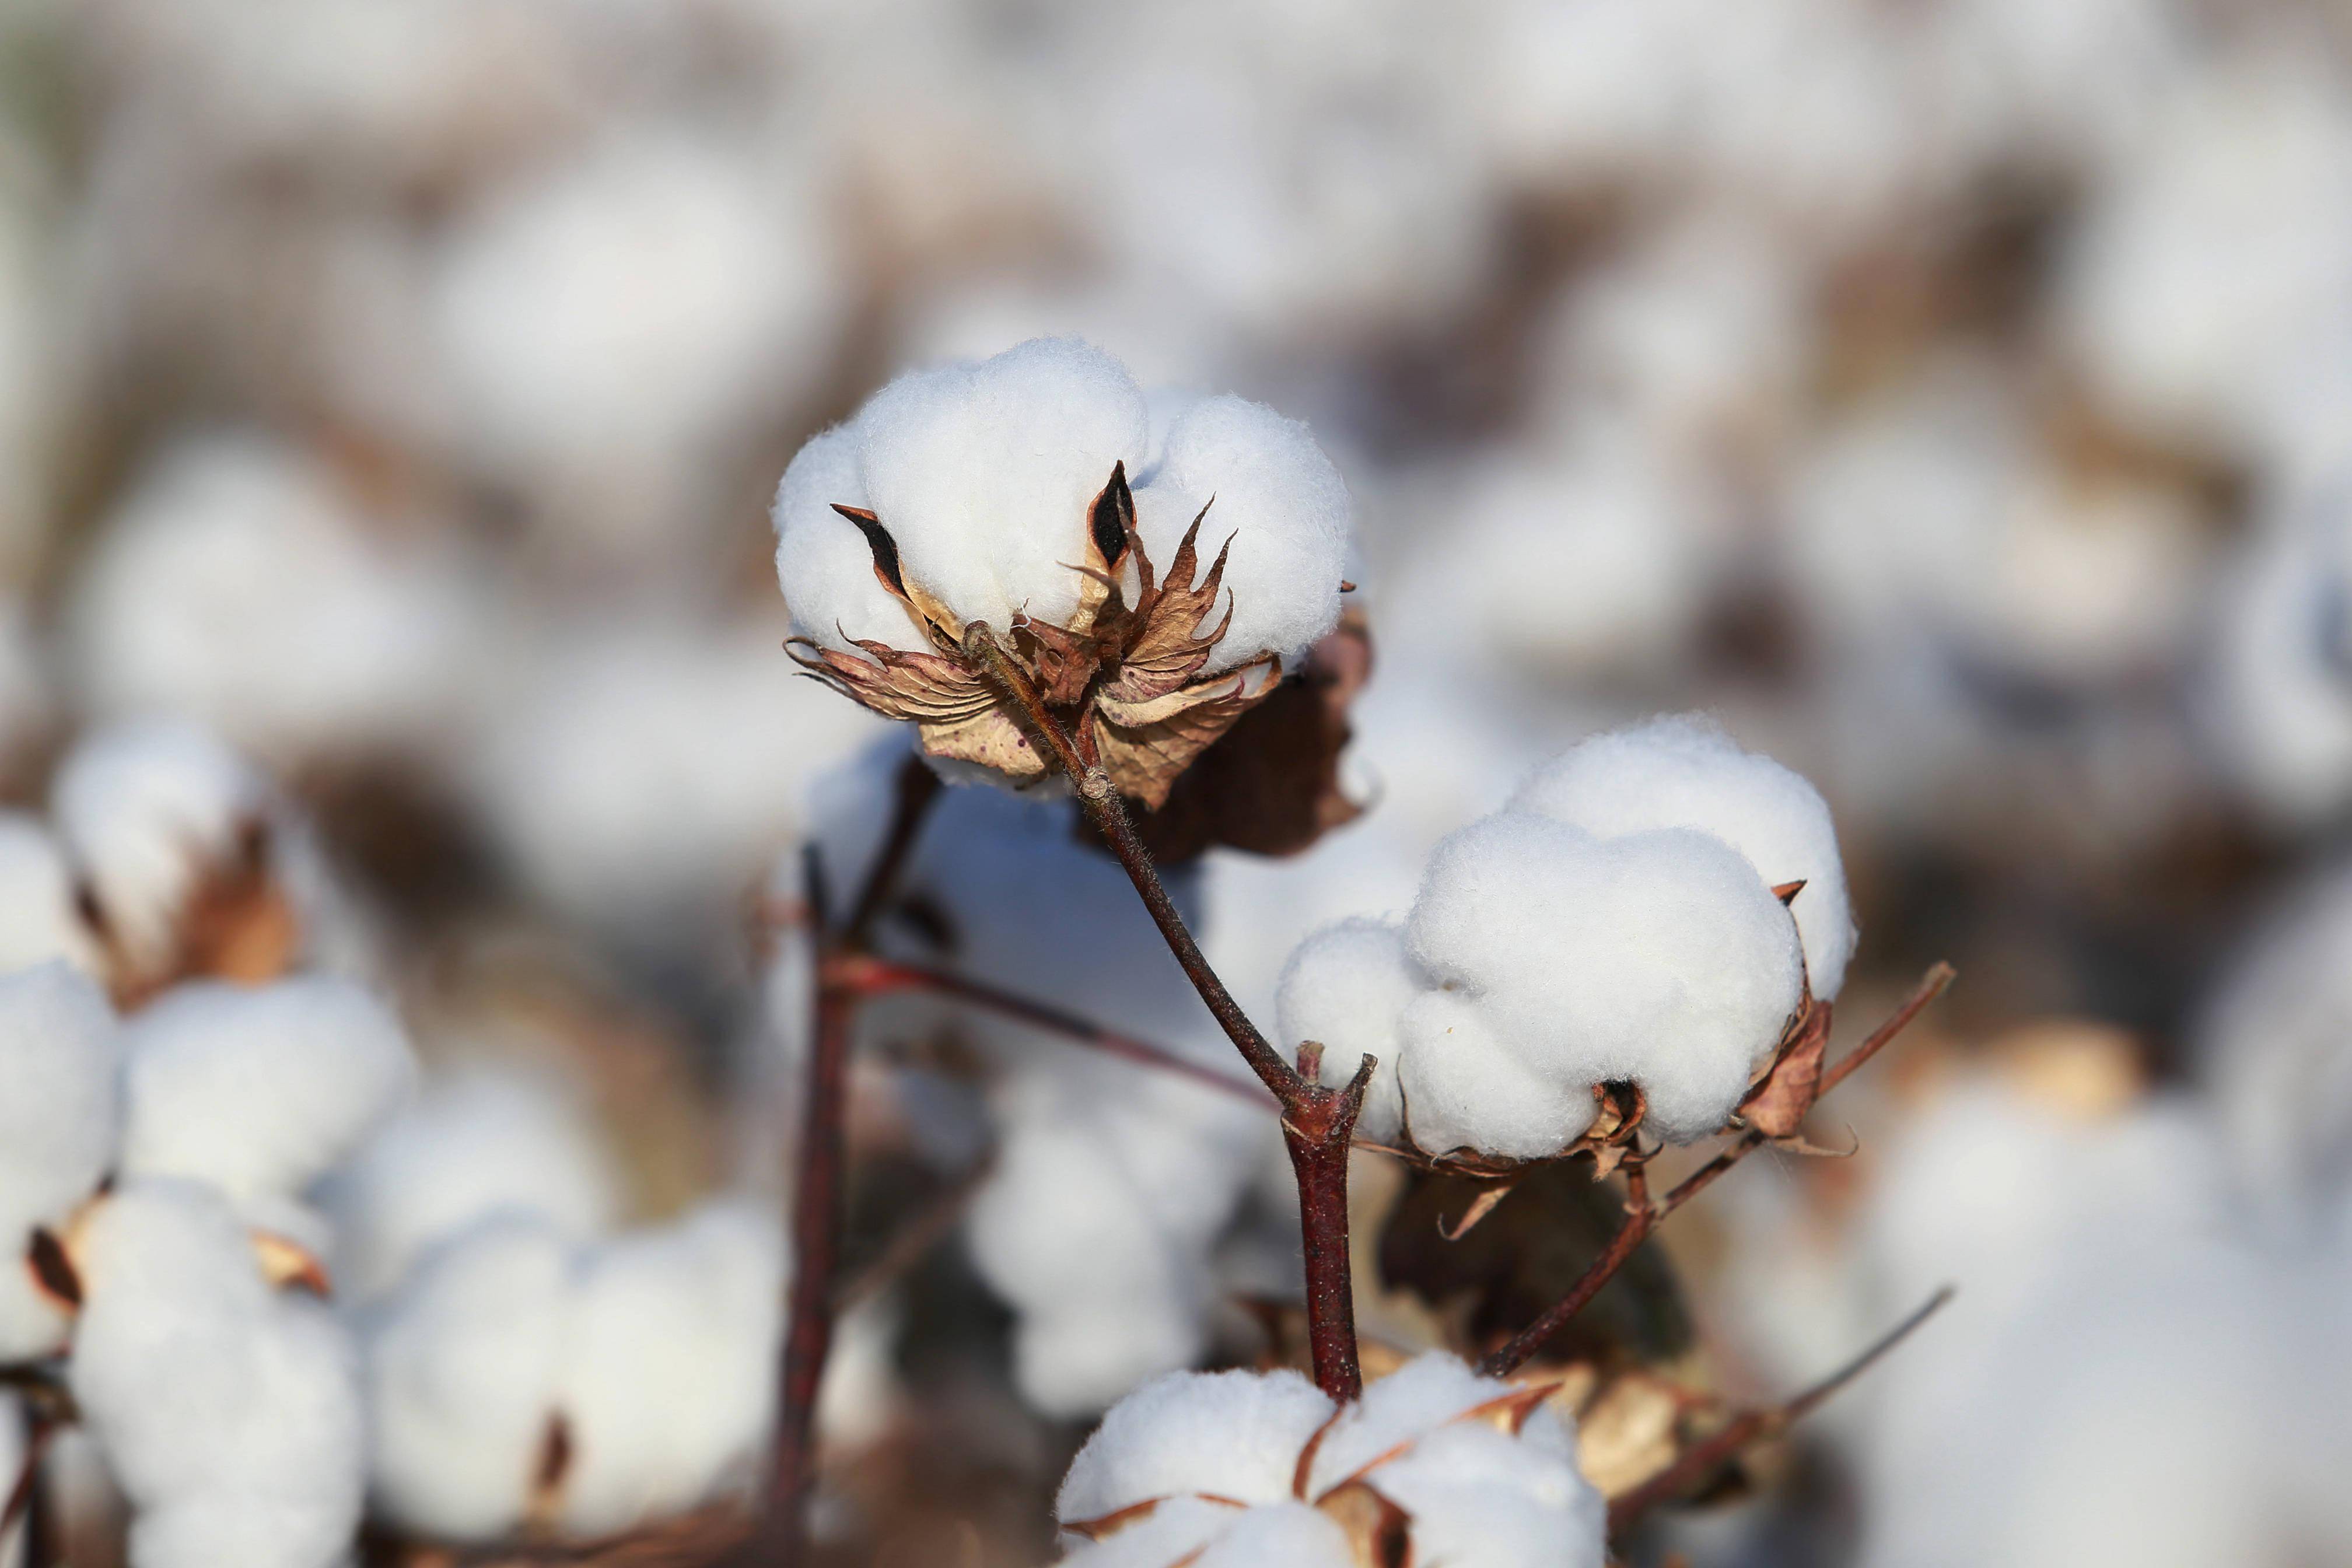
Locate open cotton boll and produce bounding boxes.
[365,1215,572,1539]
[118,975,415,1205]
[1056,1366,1334,1526]
[66,433,474,766]
[321,1068,621,1304]
[48,716,270,981]
[1367,1419,1605,1568]
[1396,991,1600,1161]
[1274,919,1419,1144]
[1129,392,1350,673]
[0,963,119,1359]
[1511,714,1857,998]
[68,1180,366,1568]
[1406,811,1803,1145]
[1186,1504,1356,1567]
[0,815,103,977]
[554,1201,783,1537]
[1058,1495,1241,1568]
[1300,1350,1542,1497]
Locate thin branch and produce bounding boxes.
[834,955,1262,1105]
[1605,1286,1954,1534]
[961,625,1297,1101]
[1480,965,1953,1377]
[842,757,943,948]
[1,1409,52,1559]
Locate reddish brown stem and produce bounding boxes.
[1,1407,52,1565]
[1605,1286,1954,1534]
[1481,965,1954,1378]
[834,954,1261,1105]
[963,626,1367,1402]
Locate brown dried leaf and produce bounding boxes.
[1107,504,1236,704]
[1740,995,1832,1140]
[916,706,1052,783]
[832,505,964,650]
[1564,1366,1711,1500]
[1090,659,1282,810]
[1313,1480,1412,1568]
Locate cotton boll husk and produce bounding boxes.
[1275,919,1418,1144]
[1056,1366,1334,1526]
[49,716,271,981]
[1395,991,1598,1161]
[430,125,844,558]
[364,1215,572,1539]
[117,975,415,1205]
[321,1067,621,1304]
[66,433,477,766]
[468,613,882,936]
[1512,713,1857,998]
[554,1200,783,1536]
[850,337,1149,637]
[1406,811,1803,1144]
[68,1180,365,1568]
[1365,1420,1606,1568]
[1130,392,1350,673]
[0,962,120,1359]
[0,815,103,977]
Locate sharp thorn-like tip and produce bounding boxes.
[1772,878,1807,905]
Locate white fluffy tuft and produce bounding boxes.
[0,962,120,1359]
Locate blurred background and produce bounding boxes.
[5,0,2352,1563]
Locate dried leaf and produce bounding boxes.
[1564,1367,1710,1500]
[1091,662,1281,810]
[1740,996,1832,1140]
[1313,1481,1412,1568]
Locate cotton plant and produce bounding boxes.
[1052,1353,1606,1568]
[1279,714,1853,1164]
[0,960,419,1568]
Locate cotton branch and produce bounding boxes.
[964,623,1373,1404]
[1605,1286,1955,1535]
[1480,963,1955,1378]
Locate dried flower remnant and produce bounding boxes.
[774,338,1354,811]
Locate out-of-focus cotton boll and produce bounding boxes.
[0,963,119,1360]
[1405,811,1803,1147]
[553,1201,781,1536]
[1789,368,2206,690]
[321,1068,621,1305]
[431,126,842,558]
[365,1215,570,1541]
[1513,713,1856,998]
[68,435,475,766]
[2196,862,2352,1223]
[1058,1354,1604,1567]
[117,975,414,1208]
[2059,51,2352,464]
[774,339,1352,677]
[68,1179,366,1568]
[470,615,881,936]
[48,716,270,982]
[2202,493,2352,829]
[1920,0,2190,174]
[364,1202,786,1542]
[1475,0,1709,188]
[1275,919,1419,1144]
[0,816,103,977]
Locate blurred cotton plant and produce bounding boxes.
[761,337,1952,1567]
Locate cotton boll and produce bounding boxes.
[1396,991,1599,1161]
[554,1201,783,1537]
[1187,1503,1356,1567]
[853,337,1149,636]
[1300,1350,1525,1497]
[771,426,905,656]
[1406,812,1803,1144]
[1131,393,1350,673]
[117,976,415,1206]
[1512,714,1856,998]
[1275,919,1418,1144]
[49,717,270,981]
[0,963,120,1359]
[0,816,103,978]
[365,1216,572,1539]
[1056,1494,1237,1568]
[68,1180,366,1568]
[67,433,475,766]
[1366,1420,1606,1568]
[322,1068,621,1304]
[1056,1366,1334,1526]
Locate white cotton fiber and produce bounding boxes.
[1274,918,1419,1144]
[321,1068,621,1304]
[1361,1419,1605,1568]
[50,717,268,981]
[118,976,415,1205]
[68,1180,366,1568]
[1511,714,1857,998]
[1300,1350,1520,1496]
[772,340,1354,679]
[1187,1502,1356,1567]
[1056,1367,1334,1525]
[1406,811,1803,1143]
[1130,393,1351,672]
[365,1216,572,1539]
[855,338,1150,635]
[1058,1495,1237,1568]
[554,1200,783,1537]
[0,815,102,977]
[1396,991,1599,1160]
[0,962,120,1359]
